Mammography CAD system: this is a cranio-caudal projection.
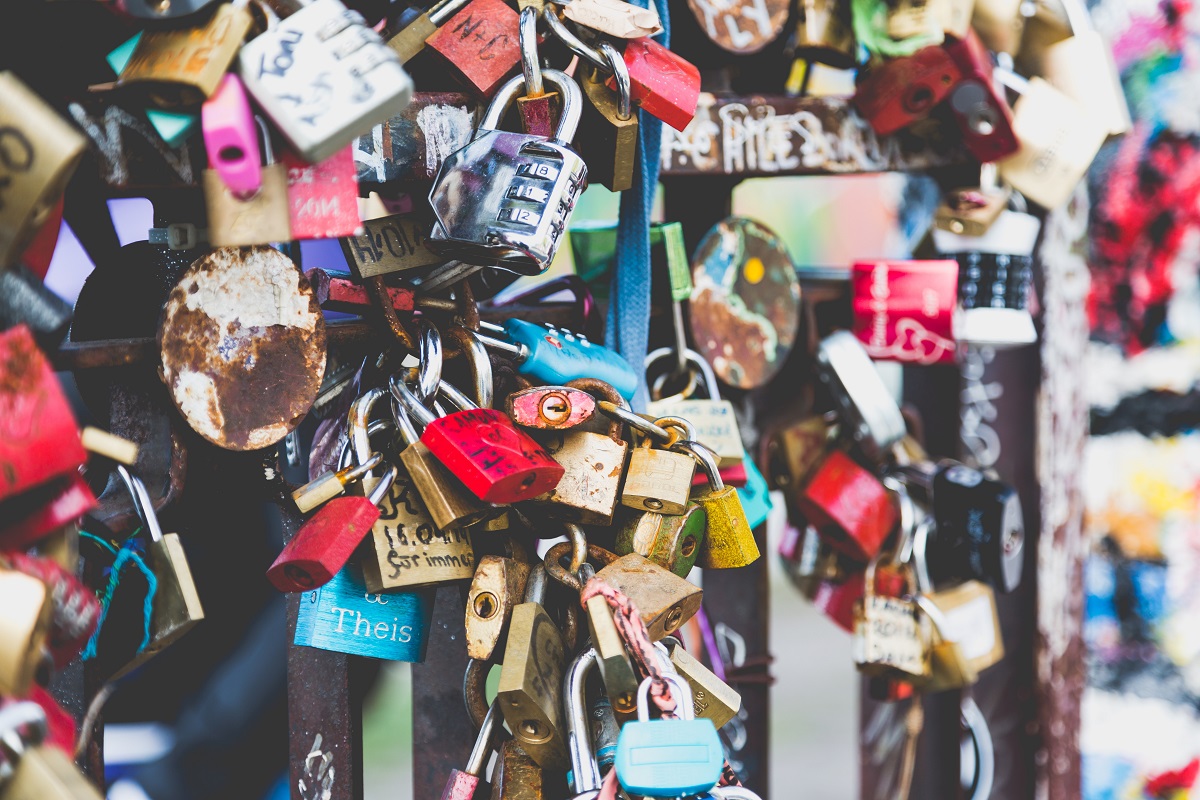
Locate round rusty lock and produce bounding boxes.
[157,246,327,451]
[689,217,801,390]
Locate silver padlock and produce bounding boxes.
[237,0,413,163]
[428,69,587,275]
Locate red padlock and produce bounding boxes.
[283,146,363,240]
[0,474,97,553]
[944,31,1018,162]
[692,462,748,488]
[811,572,863,632]
[25,686,77,753]
[0,326,86,504]
[607,37,701,132]
[2,552,99,669]
[853,45,963,136]
[396,381,564,504]
[851,260,959,365]
[798,451,897,561]
[425,0,522,97]
[267,463,399,592]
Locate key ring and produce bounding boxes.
[597,400,672,443]
[542,5,608,71]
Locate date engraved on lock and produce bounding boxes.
[364,473,475,590]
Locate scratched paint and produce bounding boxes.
[299,733,335,800]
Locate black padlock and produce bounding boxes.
[928,462,1024,593]
[0,265,72,350]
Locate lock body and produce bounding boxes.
[930,463,1024,591]
[503,320,638,400]
[578,70,637,192]
[268,495,381,592]
[362,475,476,591]
[853,45,963,136]
[203,160,292,247]
[238,0,414,163]
[595,554,703,641]
[529,430,627,525]
[507,386,597,429]
[799,451,897,562]
[425,0,521,97]
[666,641,742,729]
[622,447,695,515]
[851,260,959,366]
[497,602,568,769]
[609,38,701,132]
[586,594,640,715]
[465,552,530,661]
[694,485,760,569]
[401,442,494,530]
[283,147,363,240]
[944,32,1018,162]
[615,504,707,578]
[4,743,105,800]
[795,0,856,66]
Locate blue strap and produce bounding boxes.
[606,0,670,412]
[80,530,158,661]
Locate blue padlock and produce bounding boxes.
[736,453,774,531]
[476,319,638,400]
[615,673,724,797]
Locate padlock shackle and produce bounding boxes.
[478,69,582,144]
[427,0,473,26]
[564,647,602,792]
[671,440,720,492]
[349,385,390,472]
[447,325,493,409]
[645,347,721,401]
[523,562,549,604]
[391,377,437,429]
[409,318,443,406]
[366,463,399,506]
[338,419,391,471]
[634,672,694,722]
[438,379,480,412]
[542,6,607,71]
[961,696,995,800]
[114,465,167,544]
[519,6,544,97]
[598,41,632,120]
[911,511,935,594]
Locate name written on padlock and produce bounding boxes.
[364,474,476,590]
[340,212,443,278]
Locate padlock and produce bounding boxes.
[853,555,929,680]
[575,41,637,192]
[0,474,96,554]
[646,348,744,468]
[995,73,1106,210]
[927,461,1024,592]
[0,74,85,272]
[115,0,219,20]
[0,569,51,697]
[621,420,697,516]
[465,543,532,661]
[428,69,588,275]
[425,0,522,97]
[0,702,103,800]
[564,648,604,796]
[850,260,959,366]
[614,673,723,797]
[607,37,702,132]
[118,1,253,108]
[614,502,707,578]
[1036,0,1130,137]
[933,185,1011,237]
[943,32,1019,163]
[282,146,363,240]
[794,0,856,67]
[798,450,897,562]
[478,319,638,400]
[526,379,629,525]
[737,455,773,529]
[590,694,620,773]
[0,326,86,505]
[676,440,760,569]
[202,73,261,200]
[563,0,662,37]
[292,453,383,514]
[0,266,72,350]
[852,45,963,136]
[506,385,597,429]
[516,7,560,137]
[238,0,414,163]
[595,553,703,641]
[1,553,99,671]
[393,376,563,504]
[583,562,640,716]
[497,558,569,770]
[268,460,399,592]
[440,699,502,799]
[970,0,1024,54]
[816,331,907,462]
[203,118,292,247]
[765,415,833,498]
[109,466,205,679]
[386,0,472,62]
[490,739,546,800]
[911,594,978,692]
[294,560,434,661]
[661,639,742,729]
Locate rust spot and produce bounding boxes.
[0,328,40,395]
[158,247,326,451]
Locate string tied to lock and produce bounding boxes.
[80,530,157,660]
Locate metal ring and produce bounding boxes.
[519,6,544,97]
[650,369,699,404]
[597,401,671,442]
[463,659,493,731]
[599,41,631,120]
[542,6,607,70]
[653,415,698,445]
[544,542,583,592]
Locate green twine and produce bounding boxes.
[80,530,157,662]
[851,0,944,58]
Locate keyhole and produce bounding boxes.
[904,85,934,113]
[473,591,499,619]
[613,692,636,714]
[665,604,684,632]
[645,499,664,510]
[284,565,315,588]
[681,537,696,558]
[219,145,246,165]
[519,720,550,743]
[538,392,571,425]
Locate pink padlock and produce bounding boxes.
[692,462,747,488]
[201,74,262,200]
[851,260,959,365]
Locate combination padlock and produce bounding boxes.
[927,462,1024,592]
[478,319,638,400]
[428,69,587,275]
[238,0,414,163]
[614,673,724,797]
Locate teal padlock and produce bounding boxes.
[615,673,724,797]
[736,454,774,530]
[476,318,638,400]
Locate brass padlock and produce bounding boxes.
[203,117,291,247]
[527,379,629,525]
[614,503,707,578]
[853,554,930,680]
[621,419,697,516]
[970,0,1025,54]
[1036,0,1131,137]
[912,594,978,691]
[675,441,760,570]
[794,0,856,67]
[119,1,252,107]
[645,348,744,469]
[764,414,834,497]
[582,563,640,717]
[465,544,532,661]
[0,570,51,697]
[575,40,637,193]
[0,73,86,271]
[933,185,1011,238]
[594,553,703,642]
[0,701,103,800]
[497,558,569,770]
[111,466,205,681]
[489,739,546,800]
[660,639,742,729]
